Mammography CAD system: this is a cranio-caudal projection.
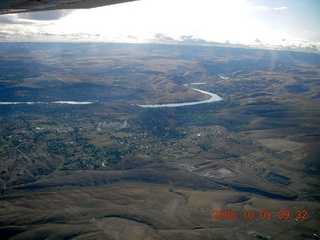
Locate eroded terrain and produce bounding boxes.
[0,43,319,239]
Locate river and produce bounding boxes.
[0,101,94,105]
[137,84,222,108]
[0,84,222,107]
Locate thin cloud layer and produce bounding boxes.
[18,10,73,21]
[250,6,288,11]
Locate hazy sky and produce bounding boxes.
[0,0,319,49]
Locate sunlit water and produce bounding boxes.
[0,84,222,107]
[0,101,94,105]
[137,85,222,108]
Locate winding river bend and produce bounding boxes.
[0,84,222,107]
[137,84,222,108]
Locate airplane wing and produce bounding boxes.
[0,0,137,14]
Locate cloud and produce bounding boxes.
[273,7,288,10]
[0,16,15,24]
[250,6,288,11]
[154,33,175,42]
[179,35,210,45]
[0,9,72,29]
[18,10,73,21]
[152,34,213,45]
[0,17,38,25]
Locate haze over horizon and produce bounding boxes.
[0,0,319,52]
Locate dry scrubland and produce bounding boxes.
[0,43,319,239]
[1,183,319,240]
